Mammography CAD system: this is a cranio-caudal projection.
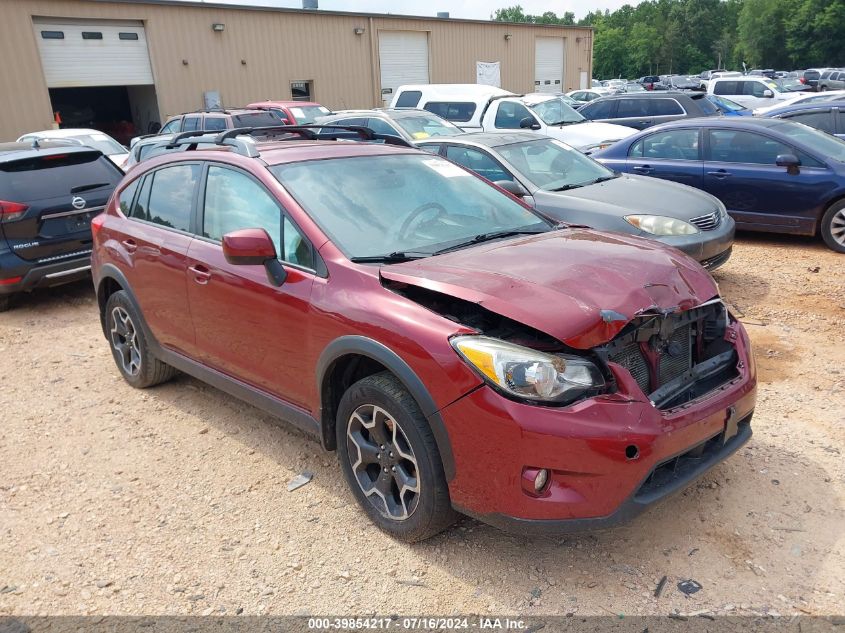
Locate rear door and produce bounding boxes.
[625,128,704,187]
[117,162,200,353]
[0,150,122,263]
[186,163,317,408]
[701,128,830,233]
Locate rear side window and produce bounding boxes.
[203,117,227,131]
[0,151,121,201]
[231,111,281,127]
[138,164,199,231]
[117,179,140,216]
[423,102,476,123]
[366,118,400,136]
[713,81,739,95]
[395,91,422,108]
[785,111,835,134]
[617,99,649,118]
[580,99,615,119]
[650,99,685,116]
[629,129,700,160]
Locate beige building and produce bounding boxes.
[0,0,594,141]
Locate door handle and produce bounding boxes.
[189,264,212,284]
[707,170,731,179]
[121,239,137,253]
[633,165,653,174]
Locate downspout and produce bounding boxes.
[368,16,379,107]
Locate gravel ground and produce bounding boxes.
[0,232,843,619]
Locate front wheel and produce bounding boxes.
[336,372,456,542]
[820,200,845,253]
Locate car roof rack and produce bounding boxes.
[149,124,413,160]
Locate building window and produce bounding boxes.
[291,80,313,102]
[41,31,64,39]
[82,32,104,40]
[119,32,139,41]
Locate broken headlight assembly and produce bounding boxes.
[451,335,606,404]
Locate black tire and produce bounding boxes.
[104,290,176,388]
[0,295,11,313]
[820,200,845,253]
[336,372,457,542]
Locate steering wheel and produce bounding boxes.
[397,202,449,241]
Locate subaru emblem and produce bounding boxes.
[72,196,86,210]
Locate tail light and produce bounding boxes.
[0,200,28,223]
[0,276,23,286]
[90,213,105,239]
[799,77,807,84]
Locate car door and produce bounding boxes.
[624,128,704,187]
[119,163,200,354]
[701,128,830,233]
[185,163,317,408]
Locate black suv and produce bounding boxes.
[577,91,720,130]
[0,142,123,311]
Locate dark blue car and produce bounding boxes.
[760,101,845,139]
[592,118,845,252]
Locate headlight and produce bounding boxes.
[451,335,605,403]
[580,140,616,154]
[624,214,699,236]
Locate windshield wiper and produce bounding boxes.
[548,183,585,192]
[547,119,584,126]
[70,182,110,194]
[588,174,620,185]
[349,251,428,263]
[431,229,546,255]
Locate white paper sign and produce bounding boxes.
[476,61,501,88]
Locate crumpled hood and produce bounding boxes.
[381,228,718,349]
[551,121,637,149]
[541,173,721,221]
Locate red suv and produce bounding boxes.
[91,127,757,542]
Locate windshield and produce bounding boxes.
[271,154,549,258]
[289,105,331,124]
[529,98,584,125]
[497,138,614,191]
[772,121,845,163]
[69,134,126,156]
[708,95,745,112]
[777,78,807,92]
[393,112,462,139]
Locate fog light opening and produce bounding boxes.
[625,445,640,460]
[534,468,549,493]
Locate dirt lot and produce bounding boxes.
[1,233,843,619]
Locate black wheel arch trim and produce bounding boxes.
[316,335,456,481]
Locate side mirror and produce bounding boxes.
[776,153,800,174]
[519,117,541,130]
[494,180,528,197]
[222,228,287,286]
[763,89,774,98]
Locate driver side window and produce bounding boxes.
[444,146,512,182]
[494,102,535,129]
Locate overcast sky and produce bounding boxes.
[182,0,638,20]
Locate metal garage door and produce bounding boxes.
[33,19,154,87]
[379,31,429,105]
[535,36,565,93]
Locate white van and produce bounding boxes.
[708,76,802,110]
[390,84,636,153]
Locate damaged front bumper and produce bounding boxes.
[440,304,757,534]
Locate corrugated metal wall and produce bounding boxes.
[0,0,593,140]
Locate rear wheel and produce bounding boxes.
[105,290,176,388]
[820,200,845,253]
[336,372,456,542]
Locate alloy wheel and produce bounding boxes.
[346,404,420,521]
[830,207,845,247]
[110,306,142,376]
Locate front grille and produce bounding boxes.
[658,323,693,386]
[689,210,722,231]
[609,341,651,394]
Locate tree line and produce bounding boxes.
[492,0,845,79]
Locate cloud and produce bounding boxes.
[178,0,641,20]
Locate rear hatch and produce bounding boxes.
[0,150,122,262]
